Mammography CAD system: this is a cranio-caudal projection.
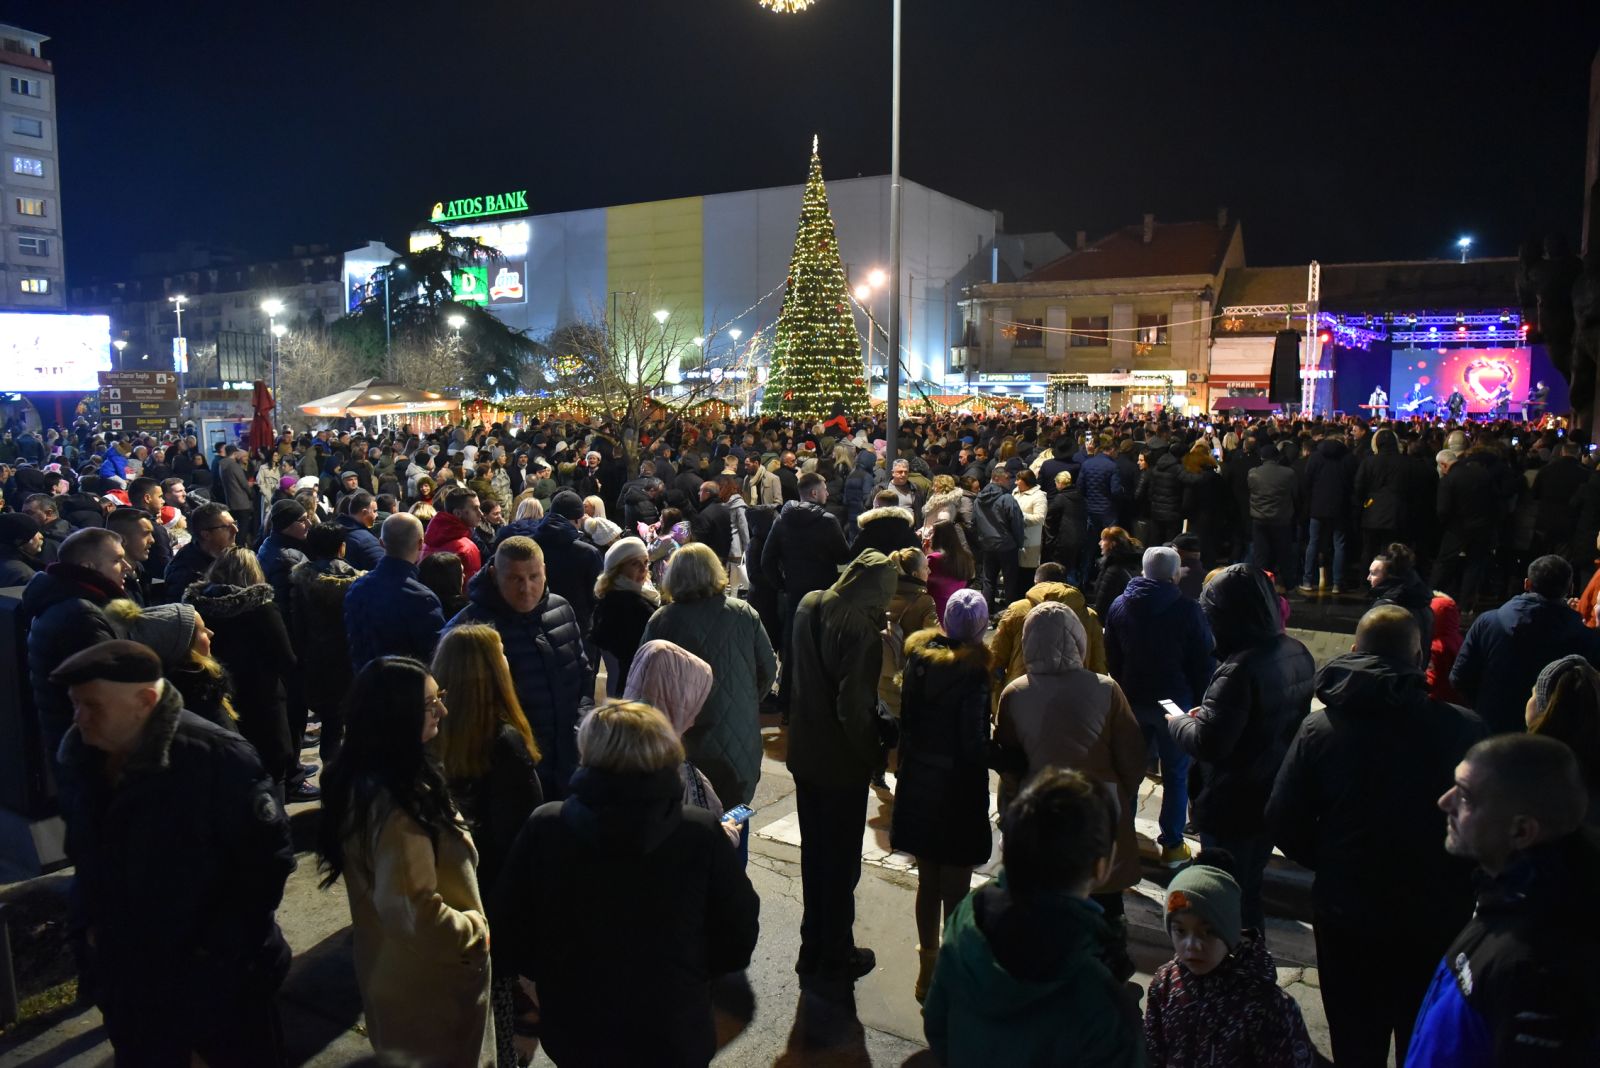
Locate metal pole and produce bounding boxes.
[885,0,903,464]
[384,274,392,358]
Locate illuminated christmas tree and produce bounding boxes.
[762,137,871,420]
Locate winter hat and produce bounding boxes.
[550,490,584,520]
[292,476,319,492]
[585,516,622,548]
[269,499,307,533]
[604,536,648,573]
[1164,864,1243,951]
[0,512,41,546]
[121,602,199,667]
[1143,546,1182,583]
[1533,655,1600,718]
[942,587,990,644]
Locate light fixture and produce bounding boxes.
[729,327,743,342]
[261,298,284,316]
[867,268,887,288]
[271,323,287,338]
[654,309,670,325]
[854,283,872,301]
[112,339,127,353]
[447,314,466,330]
[757,0,817,11]
[692,336,705,346]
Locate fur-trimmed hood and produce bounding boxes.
[182,579,276,620]
[923,489,963,518]
[857,505,914,528]
[904,627,989,671]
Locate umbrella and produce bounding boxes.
[249,380,275,457]
[298,378,460,418]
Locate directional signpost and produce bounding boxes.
[98,371,182,432]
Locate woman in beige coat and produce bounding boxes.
[316,656,495,1067]
[993,600,1145,976]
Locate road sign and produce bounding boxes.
[107,416,180,432]
[103,400,182,419]
[100,382,178,402]
[99,370,176,388]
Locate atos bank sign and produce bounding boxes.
[430,190,529,223]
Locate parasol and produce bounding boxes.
[298,378,460,418]
[249,380,275,457]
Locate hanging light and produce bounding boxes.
[757,0,817,11]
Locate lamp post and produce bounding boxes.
[168,294,189,390]
[261,298,284,402]
[854,266,888,379]
[761,0,900,462]
[1457,236,1473,264]
[113,338,127,371]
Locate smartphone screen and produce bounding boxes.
[724,804,756,826]
[1159,699,1187,718]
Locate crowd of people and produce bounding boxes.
[4,405,1600,1066]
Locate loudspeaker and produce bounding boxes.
[1269,329,1302,403]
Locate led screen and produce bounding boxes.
[1390,348,1532,414]
[0,312,112,392]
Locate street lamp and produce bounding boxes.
[764,0,901,461]
[447,313,466,332]
[113,338,127,370]
[1457,236,1473,264]
[168,294,189,389]
[262,298,284,403]
[853,266,888,377]
[654,309,670,325]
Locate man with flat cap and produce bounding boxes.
[53,640,295,1066]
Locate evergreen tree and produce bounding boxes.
[762,138,871,420]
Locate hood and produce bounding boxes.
[1024,581,1088,615]
[289,557,362,595]
[924,489,963,514]
[857,506,914,529]
[1373,569,1432,613]
[904,628,988,669]
[424,510,473,547]
[562,766,683,856]
[182,580,275,620]
[623,639,714,738]
[1021,600,1088,673]
[1154,451,1181,474]
[946,876,1106,1002]
[852,450,877,473]
[1314,651,1429,713]
[977,481,1010,502]
[1117,574,1182,612]
[1431,594,1462,648]
[830,549,896,622]
[1499,592,1574,635]
[1317,437,1349,461]
[57,492,106,528]
[1201,564,1282,656]
[776,499,833,528]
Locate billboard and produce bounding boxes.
[413,218,528,306]
[1390,349,1533,414]
[0,312,112,392]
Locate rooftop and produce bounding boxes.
[1025,218,1239,283]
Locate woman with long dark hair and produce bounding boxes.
[316,656,494,1067]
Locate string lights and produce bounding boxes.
[762,138,871,419]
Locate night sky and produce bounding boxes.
[6,1,1598,284]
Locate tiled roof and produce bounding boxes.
[1025,220,1236,282]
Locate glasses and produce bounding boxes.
[426,690,448,713]
[200,522,238,533]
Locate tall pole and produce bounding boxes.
[885,0,903,465]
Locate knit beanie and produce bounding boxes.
[942,587,990,644]
[1143,545,1181,583]
[550,490,584,520]
[123,602,198,667]
[1164,864,1243,951]
[585,516,622,548]
[604,536,648,573]
[0,512,41,546]
[1533,655,1600,718]
[269,499,307,533]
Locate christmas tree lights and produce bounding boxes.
[762,137,871,420]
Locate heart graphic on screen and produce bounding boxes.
[1463,358,1515,402]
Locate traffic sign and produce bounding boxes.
[99,371,177,388]
[100,383,178,402]
[103,400,182,418]
[107,416,180,432]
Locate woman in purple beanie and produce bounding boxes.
[889,585,994,1002]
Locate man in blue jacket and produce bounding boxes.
[1104,546,1213,866]
[1409,734,1599,1066]
[344,512,444,670]
[335,490,386,570]
[1452,555,1600,734]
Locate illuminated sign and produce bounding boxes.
[412,219,530,307]
[0,312,112,392]
[430,190,529,222]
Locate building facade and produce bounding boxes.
[956,214,1242,410]
[0,25,63,309]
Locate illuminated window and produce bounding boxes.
[19,277,49,294]
[12,155,41,176]
[15,197,45,216]
[1070,315,1109,347]
[1012,317,1044,348]
[17,235,48,256]
[10,116,42,137]
[9,77,38,97]
[1137,313,1170,345]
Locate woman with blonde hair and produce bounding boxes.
[105,598,235,729]
[592,537,660,696]
[512,493,543,523]
[409,501,436,522]
[491,700,758,1067]
[582,495,606,521]
[430,625,542,1067]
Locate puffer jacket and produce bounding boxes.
[760,499,851,602]
[1354,435,1409,531]
[989,581,1107,715]
[852,505,919,557]
[255,532,307,615]
[1078,452,1122,519]
[531,513,603,635]
[1302,436,1356,520]
[842,450,878,526]
[335,514,385,571]
[639,593,777,806]
[1141,449,1186,523]
[446,567,590,798]
[1247,459,1297,523]
[1427,594,1464,702]
[972,482,1023,553]
[19,563,123,779]
[1104,575,1214,721]
[1452,592,1600,734]
[421,511,483,579]
[344,556,447,670]
[1170,565,1316,839]
[786,551,896,789]
[287,557,363,707]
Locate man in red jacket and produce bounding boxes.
[420,487,484,579]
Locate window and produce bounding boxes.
[11,155,41,176]
[1070,315,1110,347]
[9,77,37,97]
[17,235,48,256]
[15,196,45,217]
[1137,313,1170,345]
[10,116,42,138]
[19,278,49,294]
[1011,316,1044,348]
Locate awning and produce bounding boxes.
[299,378,460,418]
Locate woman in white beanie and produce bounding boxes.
[590,537,660,697]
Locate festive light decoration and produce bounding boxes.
[757,0,817,11]
[762,138,871,419]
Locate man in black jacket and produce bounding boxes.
[53,640,294,1066]
[1267,606,1487,1066]
[164,501,237,598]
[972,467,1025,612]
[1433,448,1505,612]
[1531,441,1590,557]
[761,473,851,714]
[1298,434,1356,594]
